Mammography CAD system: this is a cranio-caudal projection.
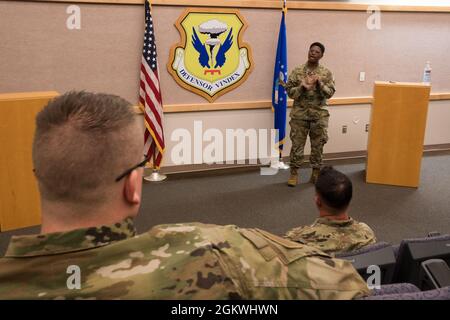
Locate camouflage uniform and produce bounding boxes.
[0,218,370,299]
[285,217,377,255]
[285,64,335,169]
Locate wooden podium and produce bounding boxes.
[366,82,430,187]
[0,91,58,231]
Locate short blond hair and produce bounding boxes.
[32,91,142,204]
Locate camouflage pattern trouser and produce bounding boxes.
[289,117,329,169]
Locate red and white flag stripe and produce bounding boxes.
[139,1,165,169]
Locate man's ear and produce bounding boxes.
[314,194,321,208]
[123,169,142,205]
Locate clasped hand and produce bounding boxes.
[301,74,321,91]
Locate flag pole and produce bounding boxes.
[144,168,167,182]
[279,0,289,170]
[144,158,167,182]
[277,153,290,170]
[273,146,290,170]
[271,0,289,170]
[141,0,166,182]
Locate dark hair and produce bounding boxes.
[310,42,325,55]
[315,166,352,212]
[32,91,141,203]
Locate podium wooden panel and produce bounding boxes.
[0,91,58,231]
[366,82,430,187]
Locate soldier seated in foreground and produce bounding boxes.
[285,166,377,255]
[0,92,369,299]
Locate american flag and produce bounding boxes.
[139,0,164,169]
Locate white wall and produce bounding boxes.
[1,1,449,169]
[424,100,450,145]
[161,100,450,167]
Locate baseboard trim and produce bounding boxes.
[423,143,450,152]
[148,143,450,176]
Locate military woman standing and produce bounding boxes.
[285,42,335,186]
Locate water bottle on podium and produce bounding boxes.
[422,61,432,84]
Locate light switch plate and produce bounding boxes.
[359,72,366,82]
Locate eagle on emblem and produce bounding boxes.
[192,19,233,69]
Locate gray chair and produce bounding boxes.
[360,286,450,300]
[369,283,420,296]
[393,232,442,259]
[336,242,396,284]
[392,234,450,289]
[420,259,450,289]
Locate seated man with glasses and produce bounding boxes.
[0,91,369,299]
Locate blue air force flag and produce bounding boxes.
[272,10,288,154]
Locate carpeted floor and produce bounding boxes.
[1,151,450,256]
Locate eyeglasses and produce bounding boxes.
[115,156,148,182]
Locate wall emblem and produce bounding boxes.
[168,8,253,102]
